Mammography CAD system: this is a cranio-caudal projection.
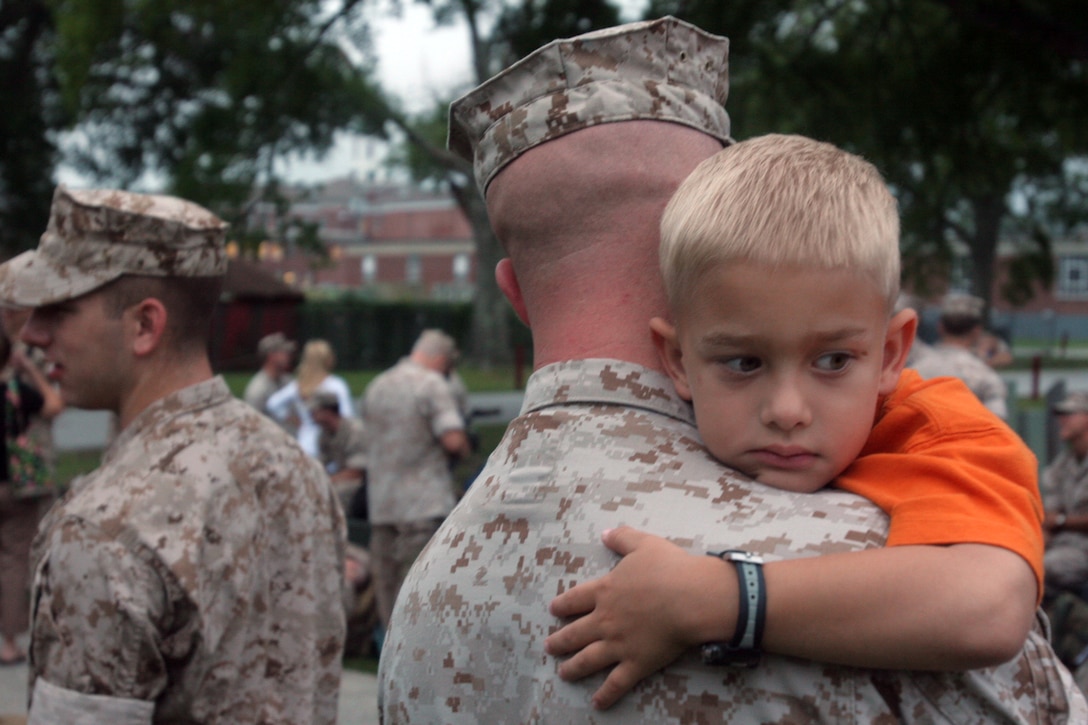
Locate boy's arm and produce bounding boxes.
[546,526,1036,711]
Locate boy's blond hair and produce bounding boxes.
[659,134,900,310]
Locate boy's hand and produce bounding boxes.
[545,526,733,710]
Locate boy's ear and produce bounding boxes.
[879,308,918,395]
[650,316,693,401]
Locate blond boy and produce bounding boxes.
[546,134,1043,709]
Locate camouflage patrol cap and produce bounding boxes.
[258,331,297,358]
[0,186,228,307]
[1054,391,1088,415]
[940,293,984,322]
[448,16,732,194]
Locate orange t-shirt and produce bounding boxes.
[835,369,1044,598]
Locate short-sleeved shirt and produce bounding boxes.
[318,416,368,474]
[837,369,1044,594]
[362,358,464,525]
[28,377,346,724]
[378,359,1086,723]
[912,343,1008,418]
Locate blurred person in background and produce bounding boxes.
[913,293,1008,418]
[0,315,62,666]
[361,329,469,634]
[243,331,296,417]
[1042,391,1088,599]
[267,338,353,458]
[309,390,368,517]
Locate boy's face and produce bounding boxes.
[654,261,914,493]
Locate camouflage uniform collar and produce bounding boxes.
[105,376,231,464]
[521,358,695,423]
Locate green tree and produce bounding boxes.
[0,0,385,259]
[651,0,1088,312]
[0,2,65,255]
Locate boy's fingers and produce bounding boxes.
[601,525,648,556]
[592,663,642,710]
[545,611,598,656]
[549,580,599,618]
[556,641,617,682]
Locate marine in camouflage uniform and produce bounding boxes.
[362,329,469,628]
[911,294,1009,418]
[0,187,346,724]
[243,331,296,417]
[1042,391,1088,593]
[378,17,1087,723]
[311,390,369,513]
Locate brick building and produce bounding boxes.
[245,176,477,301]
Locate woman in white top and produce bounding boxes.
[267,339,354,457]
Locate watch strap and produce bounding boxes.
[701,550,765,667]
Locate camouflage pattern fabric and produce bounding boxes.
[27,377,346,724]
[0,186,227,308]
[448,16,733,193]
[319,416,368,475]
[362,358,464,526]
[1041,449,1088,590]
[379,359,1087,723]
[911,344,1009,418]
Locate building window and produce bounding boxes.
[453,253,470,283]
[1058,257,1088,299]
[405,254,422,284]
[361,255,377,283]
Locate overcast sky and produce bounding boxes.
[280,1,652,183]
[59,2,649,187]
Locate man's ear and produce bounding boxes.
[128,298,169,357]
[649,316,692,401]
[879,308,917,395]
[496,258,529,327]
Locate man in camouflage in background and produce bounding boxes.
[243,330,296,417]
[0,186,345,724]
[310,389,368,514]
[361,328,469,633]
[913,292,1009,418]
[378,17,1086,722]
[1042,390,1088,596]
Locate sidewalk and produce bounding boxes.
[0,647,380,723]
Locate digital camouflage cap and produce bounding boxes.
[0,186,228,307]
[258,331,297,358]
[448,16,732,195]
[1054,391,1088,415]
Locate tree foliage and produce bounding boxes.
[649,0,1088,311]
[0,0,386,257]
[0,1,65,254]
